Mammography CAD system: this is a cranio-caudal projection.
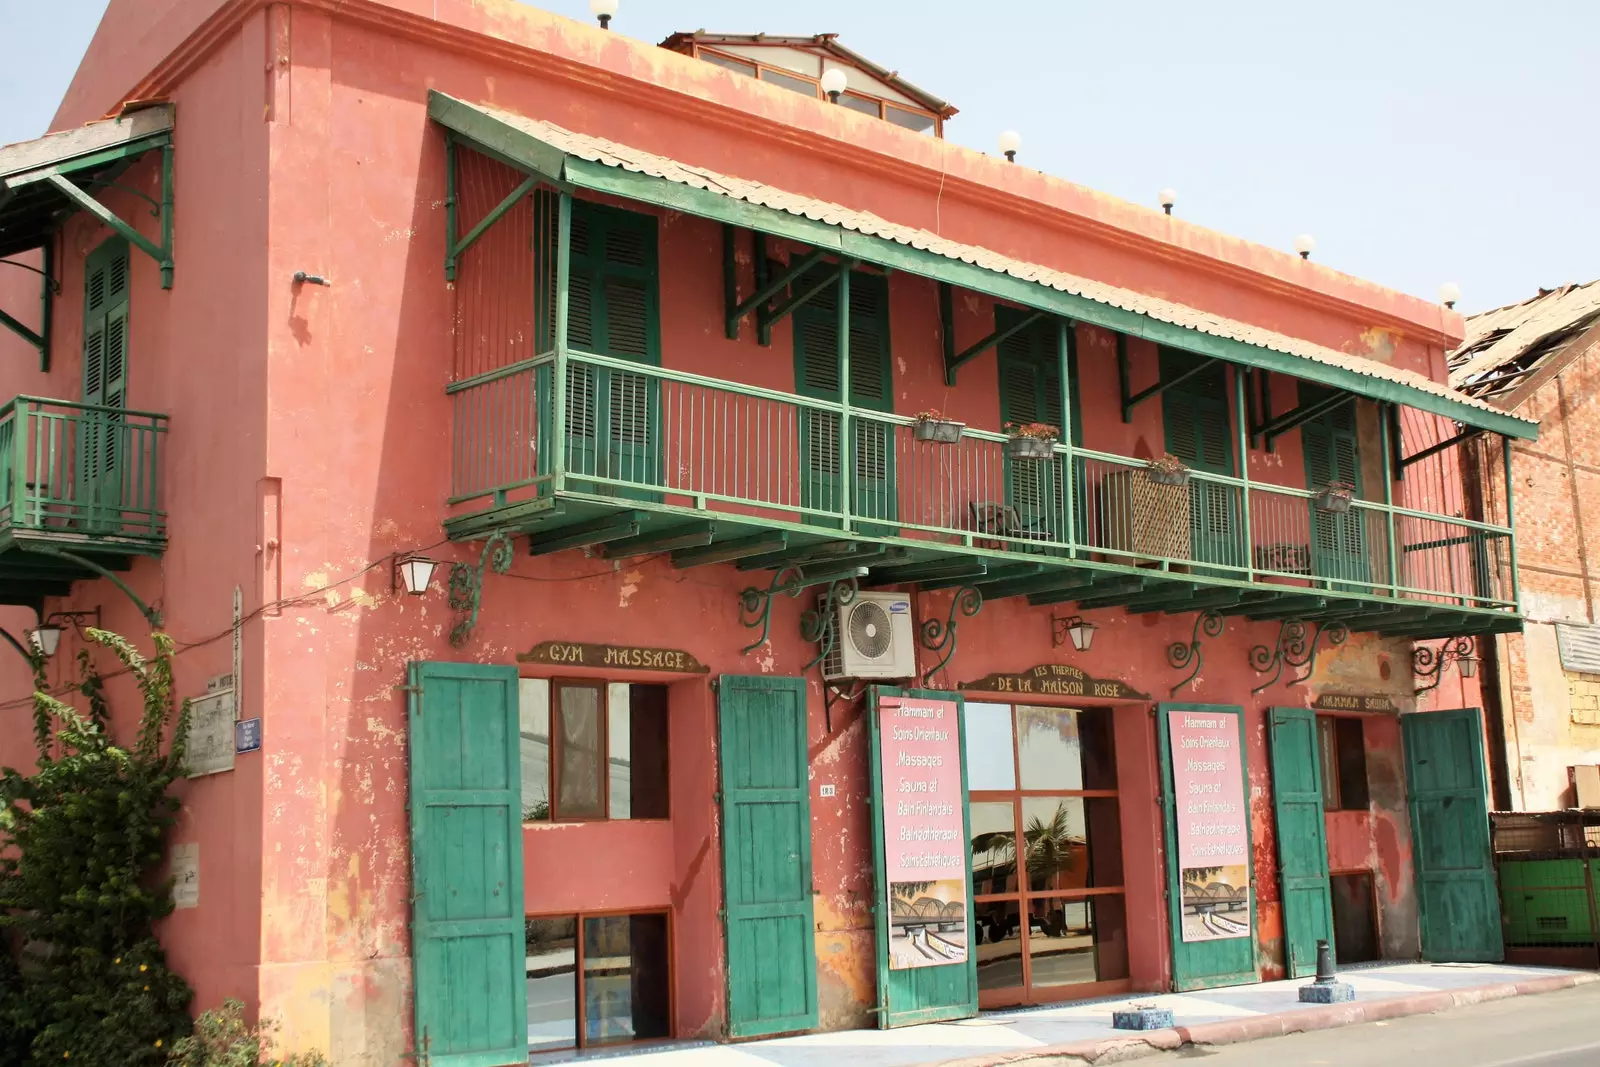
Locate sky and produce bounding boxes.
[2,0,1596,314]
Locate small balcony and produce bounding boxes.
[0,396,167,603]
[445,353,1515,639]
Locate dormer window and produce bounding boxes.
[661,32,954,138]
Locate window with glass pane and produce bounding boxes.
[974,899,1023,992]
[582,913,671,1046]
[964,702,1017,791]
[699,50,756,77]
[1021,797,1123,892]
[885,103,937,133]
[524,680,669,822]
[526,916,578,1051]
[759,66,820,97]
[1027,896,1129,987]
[971,801,1019,896]
[838,93,880,117]
[1016,706,1116,790]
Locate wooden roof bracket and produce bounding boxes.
[0,241,54,371]
[443,133,539,282]
[723,229,828,343]
[1399,424,1484,469]
[1119,346,1219,423]
[939,281,1050,385]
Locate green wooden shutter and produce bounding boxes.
[81,237,130,531]
[564,201,661,498]
[1157,703,1258,991]
[408,661,528,1067]
[1299,385,1369,588]
[1268,708,1335,977]
[1160,348,1240,571]
[792,269,896,527]
[869,686,977,1027]
[718,674,819,1038]
[996,310,1079,542]
[1401,708,1504,962]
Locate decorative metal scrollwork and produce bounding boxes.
[1249,619,1350,693]
[920,586,983,687]
[1168,610,1224,696]
[449,530,515,647]
[738,566,863,657]
[800,577,860,670]
[1413,635,1478,695]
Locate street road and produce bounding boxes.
[1143,982,1600,1066]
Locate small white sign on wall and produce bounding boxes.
[186,689,237,777]
[170,843,199,910]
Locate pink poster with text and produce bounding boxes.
[1167,709,1252,943]
[879,696,969,969]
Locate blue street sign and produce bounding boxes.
[235,717,263,754]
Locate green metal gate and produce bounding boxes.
[717,675,819,1037]
[1402,707,1504,962]
[407,661,528,1067]
[1269,707,1335,976]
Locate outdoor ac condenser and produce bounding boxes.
[821,592,916,681]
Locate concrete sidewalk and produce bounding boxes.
[531,962,1598,1066]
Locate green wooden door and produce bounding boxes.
[718,675,819,1037]
[565,199,662,500]
[996,310,1081,545]
[793,268,896,531]
[1401,707,1504,962]
[1157,703,1257,991]
[1300,386,1369,589]
[1161,349,1240,572]
[868,686,977,1028]
[407,661,528,1067]
[1269,707,1335,977]
[81,236,130,532]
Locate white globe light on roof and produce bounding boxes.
[1293,233,1316,258]
[821,68,848,97]
[590,0,619,15]
[1439,282,1462,306]
[998,130,1023,156]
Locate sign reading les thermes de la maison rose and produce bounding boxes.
[878,696,969,971]
[1167,709,1251,944]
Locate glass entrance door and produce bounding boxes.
[965,703,1130,1007]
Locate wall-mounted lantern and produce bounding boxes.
[27,608,102,660]
[393,554,442,597]
[1051,614,1098,652]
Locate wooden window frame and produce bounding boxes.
[525,907,677,1052]
[691,46,943,137]
[968,702,1130,1007]
[537,679,672,824]
[1315,713,1370,812]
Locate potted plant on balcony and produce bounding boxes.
[913,409,965,444]
[1146,452,1191,486]
[1004,421,1059,460]
[1313,479,1355,513]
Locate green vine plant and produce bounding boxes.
[0,629,194,1066]
[166,1000,328,1067]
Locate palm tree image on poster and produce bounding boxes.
[1180,864,1250,941]
[888,878,968,968]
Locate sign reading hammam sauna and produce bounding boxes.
[959,664,1148,700]
[878,696,968,970]
[1167,710,1251,943]
[517,641,709,673]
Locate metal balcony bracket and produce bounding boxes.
[24,546,161,628]
[1399,425,1482,469]
[443,135,537,282]
[42,139,174,289]
[738,562,866,655]
[1168,610,1224,696]
[942,301,1048,386]
[920,585,983,687]
[672,531,787,569]
[800,576,862,671]
[1250,619,1350,693]
[448,530,515,647]
[0,242,55,370]
[1256,392,1355,451]
[1121,351,1219,424]
[764,257,857,333]
[1413,636,1478,694]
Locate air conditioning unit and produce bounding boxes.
[821,592,916,681]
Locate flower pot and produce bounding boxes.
[1147,468,1190,486]
[914,418,965,444]
[1314,490,1353,513]
[1005,435,1056,460]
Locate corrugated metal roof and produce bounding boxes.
[465,100,1521,428]
[658,32,955,117]
[1448,281,1600,406]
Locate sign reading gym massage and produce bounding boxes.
[1167,709,1251,943]
[878,696,969,971]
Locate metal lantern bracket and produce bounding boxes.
[449,530,515,647]
[1168,610,1224,696]
[1413,636,1477,695]
[1249,619,1349,693]
[919,586,983,687]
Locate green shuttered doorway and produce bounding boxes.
[1268,707,1335,978]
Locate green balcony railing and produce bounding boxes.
[448,353,1516,613]
[0,396,168,545]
